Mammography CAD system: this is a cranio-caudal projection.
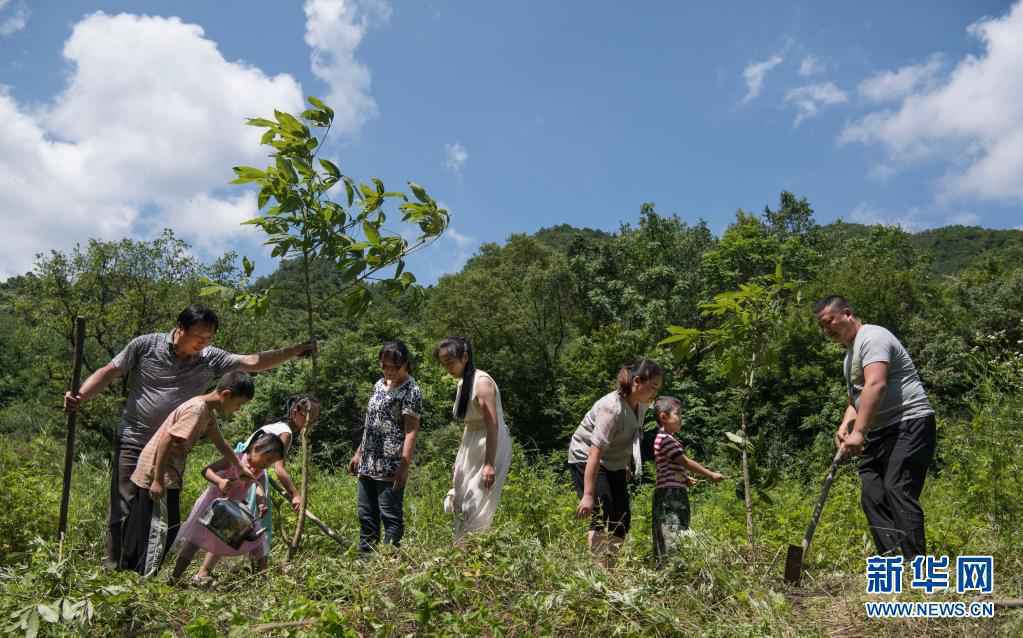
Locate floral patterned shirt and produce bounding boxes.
[357,376,423,479]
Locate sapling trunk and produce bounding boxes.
[287,233,317,561]
[740,408,754,547]
[741,353,757,548]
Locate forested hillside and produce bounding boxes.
[1,193,1021,636]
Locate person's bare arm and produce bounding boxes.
[207,424,254,480]
[64,363,123,412]
[841,362,888,457]
[576,446,603,517]
[202,458,235,494]
[254,479,268,517]
[148,431,178,499]
[834,402,858,447]
[393,413,421,489]
[475,377,500,490]
[236,342,316,373]
[681,455,724,482]
[272,459,302,511]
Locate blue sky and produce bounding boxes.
[1,0,1021,281]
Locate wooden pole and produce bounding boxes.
[58,316,86,542]
[267,476,344,546]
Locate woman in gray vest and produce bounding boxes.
[569,359,663,566]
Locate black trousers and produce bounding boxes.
[105,442,141,566]
[858,414,936,559]
[569,463,631,538]
[356,476,405,552]
[119,486,181,575]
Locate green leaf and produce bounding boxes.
[242,256,255,278]
[37,603,59,624]
[274,109,305,135]
[344,178,355,206]
[319,159,341,179]
[231,166,266,184]
[257,187,272,210]
[292,156,314,177]
[372,177,385,195]
[724,431,752,451]
[200,284,227,297]
[245,118,276,128]
[276,157,298,183]
[658,334,692,345]
[26,610,39,638]
[409,181,430,203]
[363,221,381,246]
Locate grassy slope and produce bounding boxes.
[2,420,1021,637]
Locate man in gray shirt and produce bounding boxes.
[64,304,316,568]
[814,295,936,559]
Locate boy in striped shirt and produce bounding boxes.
[652,396,723,568]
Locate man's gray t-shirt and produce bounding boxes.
[844,324,933,431]
[111,331,243,451]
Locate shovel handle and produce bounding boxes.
[801,449,844,555]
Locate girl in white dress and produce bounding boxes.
[435,337,512,543]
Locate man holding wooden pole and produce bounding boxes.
[63,304,315,569]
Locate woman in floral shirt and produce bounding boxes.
[348,341,423,553]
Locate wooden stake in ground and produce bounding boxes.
[268,476,344,546]
[58,316,86,545]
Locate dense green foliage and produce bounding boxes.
[2,191,1022,635]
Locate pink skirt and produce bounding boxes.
[178,483,269,558]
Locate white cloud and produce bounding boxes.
[741,55,783,103]
[161,192,262,255]
[0,0,27,36]
[446,226,474,250]
[434,224,477,277]
[784,82,848,126]
[399,214,478,283]
[304,0,391,135]
[849,202,982,231]
[849,202,928,232]
[0,12,306,278]
[444,142,468,175]
[948,212,979,226]
[857,54,943,103]
[840,1,1023,204]
[867,163,898,181]
[799,55,825,77]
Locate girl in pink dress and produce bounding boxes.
[170,431,285,584]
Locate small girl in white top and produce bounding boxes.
[194,394,319,581]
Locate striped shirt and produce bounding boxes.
[653,429,688,489]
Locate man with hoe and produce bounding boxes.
[815,295,937,559]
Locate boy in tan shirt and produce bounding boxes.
[121,371,256,576]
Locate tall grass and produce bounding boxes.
[2,412,1021,636]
